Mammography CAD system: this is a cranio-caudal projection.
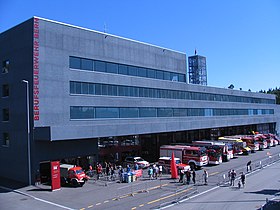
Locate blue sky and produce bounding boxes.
[1,0,279,92]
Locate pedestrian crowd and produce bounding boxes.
[179,168,197,185]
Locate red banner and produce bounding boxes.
[51,161,61,191]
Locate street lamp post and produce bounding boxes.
[22,80,31,185]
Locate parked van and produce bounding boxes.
[158,156,190,173]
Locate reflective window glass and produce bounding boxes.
[69,57,81,69]
[119,64,128,75]
[138,68,147,77]
[120,108,139,118]
[147,69,155,78]
[156,70,164,79]
[173,108,188,117]
[96,108,119,118]
[2,108,9,121]
[81,58,93,70]
[107,62,118,73]
[101,84,108,95]
[164,72,171,80]
[157,108,173,117]
[81,83,89,94]
[95,84,101,95]
[2,84,9,97]
[108,85,117,96]
[70,106,94,119]
[3,132,9,146]
[139,108,156,117]
[89,83,95,94]
[128,66,138,76]
[178,74,185,82]
[70,81,75,93]
[75,82,81,94]
[94,60,106,72]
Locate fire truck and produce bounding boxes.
[192,140,233,162]
[218,137,251,155]
[159,145,209,170]
[255,134,272,148]
[239,136,260,152]
[254,134,268,150]
[262,134,278,147]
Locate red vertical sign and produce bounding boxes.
[51,161,61,191]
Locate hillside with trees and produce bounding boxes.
[259,87,280,104]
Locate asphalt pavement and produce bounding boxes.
[1,145,280,210]
[166,159,280,210]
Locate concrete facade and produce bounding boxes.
[0,17,279,184]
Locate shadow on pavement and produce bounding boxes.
[246,189,280,196]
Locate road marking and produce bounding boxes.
[0,186,75,210]
[209,171,219,176]
[147,187,193,205]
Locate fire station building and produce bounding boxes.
[0,17,279,184]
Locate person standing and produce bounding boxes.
[192,170,196,184]
[230,169,236,186]
[240,172,246,187]
[186,169,191,185]
[203,170,208,185]
[158,165,163,177]
[247,161,252,173]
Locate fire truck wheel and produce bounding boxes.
[71,179,79,187]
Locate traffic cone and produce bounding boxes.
[171,152,178,179]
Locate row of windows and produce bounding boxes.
[1,133,9,147]
[70,106,274,120]
[1,60,10,146]
[70,81,275,104]
[69,56,186,82]
[2,60,9,74]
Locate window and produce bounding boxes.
[69,57,81,69]
[163,71,171,80]
[106,62,118,74]
[70,106,94,119]
[2,60,10,73]
[157,108,173,117]
[108,85,117,96]
[173,108,188,117]
[94,60,106,72]
[3,133,9,146]
[81,58,93,70]
[81,83,89,94]
[147,68,155,78]
[139,108,156,117]
[138,68,147,77]
[2,109,9,121]
[128,66,138,76]
[96,108,119,118]
[120,108,138,118]
[2,84,9,97]
[156,70,164,80]
[118,64,128,75]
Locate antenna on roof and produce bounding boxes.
[194,48,197,55]
[104,22,107,33]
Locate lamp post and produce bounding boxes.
[22,80,31,185]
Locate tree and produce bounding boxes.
[259,87,280,104]
[228,84,234,89]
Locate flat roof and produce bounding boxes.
[34,16,186,55]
